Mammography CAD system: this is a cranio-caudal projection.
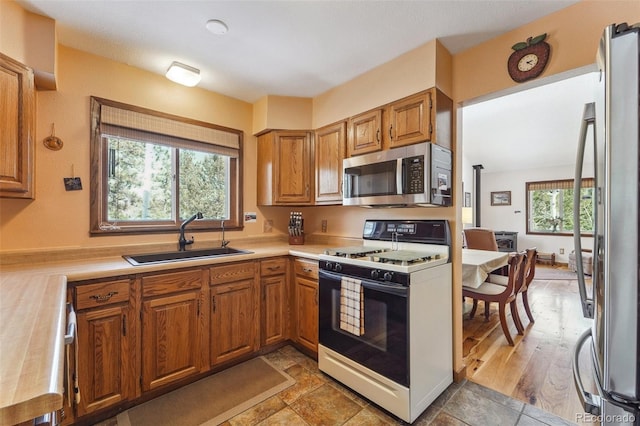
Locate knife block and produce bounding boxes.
[289,234,304,245]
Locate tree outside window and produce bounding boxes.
[526,179,594,235]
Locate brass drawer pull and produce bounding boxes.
[89,291,118,302]
[302,267,313,273]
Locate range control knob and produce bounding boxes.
[333,263,342,272]
[370,269,380,280]
[383,271,394,281]
[324,261,333,270]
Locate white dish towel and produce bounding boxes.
[339,277,365,336]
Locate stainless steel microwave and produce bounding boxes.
[342,142,452,207]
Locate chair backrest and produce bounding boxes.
[520,247,538,292]
[464,228,499,251]
[506,251,527,298]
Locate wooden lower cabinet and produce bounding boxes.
[210,261,258,365]
[292,259,319,354]
[142,291,201,391]
[260,258,288,346]
[69,256,316,423]
[141,269,204,391]
[73,278,135,418]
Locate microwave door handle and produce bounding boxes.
[396,158,403,194]
[573,102,595,319]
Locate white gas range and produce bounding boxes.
[317,219,453,423]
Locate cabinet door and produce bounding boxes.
[315,122,346,204]
[261,274,287,346]
[142,291,201,391]
[295,276,318,354]
[388,90,433,148]
[76,306,130,416]
[210,279,256,365]
[274,131,313,204]
[347,109,382,156]
[0,53,35,199]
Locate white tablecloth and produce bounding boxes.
[462,249,509,289]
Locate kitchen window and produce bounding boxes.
[526,178,594,236]
[89,97,243,234]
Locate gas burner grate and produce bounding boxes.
[324,246,388,258]
[369,250,441,266]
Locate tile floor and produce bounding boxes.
[219,345,576,426]
[97,344,576,426]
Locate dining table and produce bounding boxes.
[462,248,510,288]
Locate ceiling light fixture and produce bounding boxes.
[165,61,201,87]
[206,19,229,35]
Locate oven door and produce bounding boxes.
[318,269,409,386]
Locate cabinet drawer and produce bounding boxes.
[142,269,202,297]
[261,258,287,276]
[210,261,256,285]
[294,259,318,279]
[76,279,130,310]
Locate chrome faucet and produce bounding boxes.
[178,212,203,251]
[220,220,230,248]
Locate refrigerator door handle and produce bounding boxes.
[573,102,596,319]
[573,328,602,415]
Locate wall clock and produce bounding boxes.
[507,33,551,83]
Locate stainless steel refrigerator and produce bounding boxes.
[573,22,640,425]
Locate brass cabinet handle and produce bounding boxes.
[89,291,118,302]
[302,267,313,273]
[376,129,380,142]
[389,125,393,140]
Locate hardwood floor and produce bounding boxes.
[463,266,598,424]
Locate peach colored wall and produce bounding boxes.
[0,1,57,89]
[1,1,29,63]
[252,95,313,134]
[312,39,440,129]
[453,1,640,103]
[0,45,256,251]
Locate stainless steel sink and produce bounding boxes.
[123,247,252,266]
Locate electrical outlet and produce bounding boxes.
[321,219,328,233]
[263,219,273,233]
[559,248,565,254]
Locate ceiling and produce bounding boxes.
[462,71,598,173]
[18,0,579,103]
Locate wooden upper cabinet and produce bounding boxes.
[257,130,313,205]
[0,53,35,199]
[345,88,452,156]
[387,90,434,149]
[315,121,346,204]
[347,109,383,156]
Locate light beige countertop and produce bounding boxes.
[0,238,348,424]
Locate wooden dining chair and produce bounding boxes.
[463,251,526,346]
[464,228,499,251]
[486,247,537,334]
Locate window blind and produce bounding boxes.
[527,178,594,191]
[93,97,241,157]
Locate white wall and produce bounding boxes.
[476,163,594,263]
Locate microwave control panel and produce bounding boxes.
[402,156,424,194]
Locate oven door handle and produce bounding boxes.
[320,270,407,297]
